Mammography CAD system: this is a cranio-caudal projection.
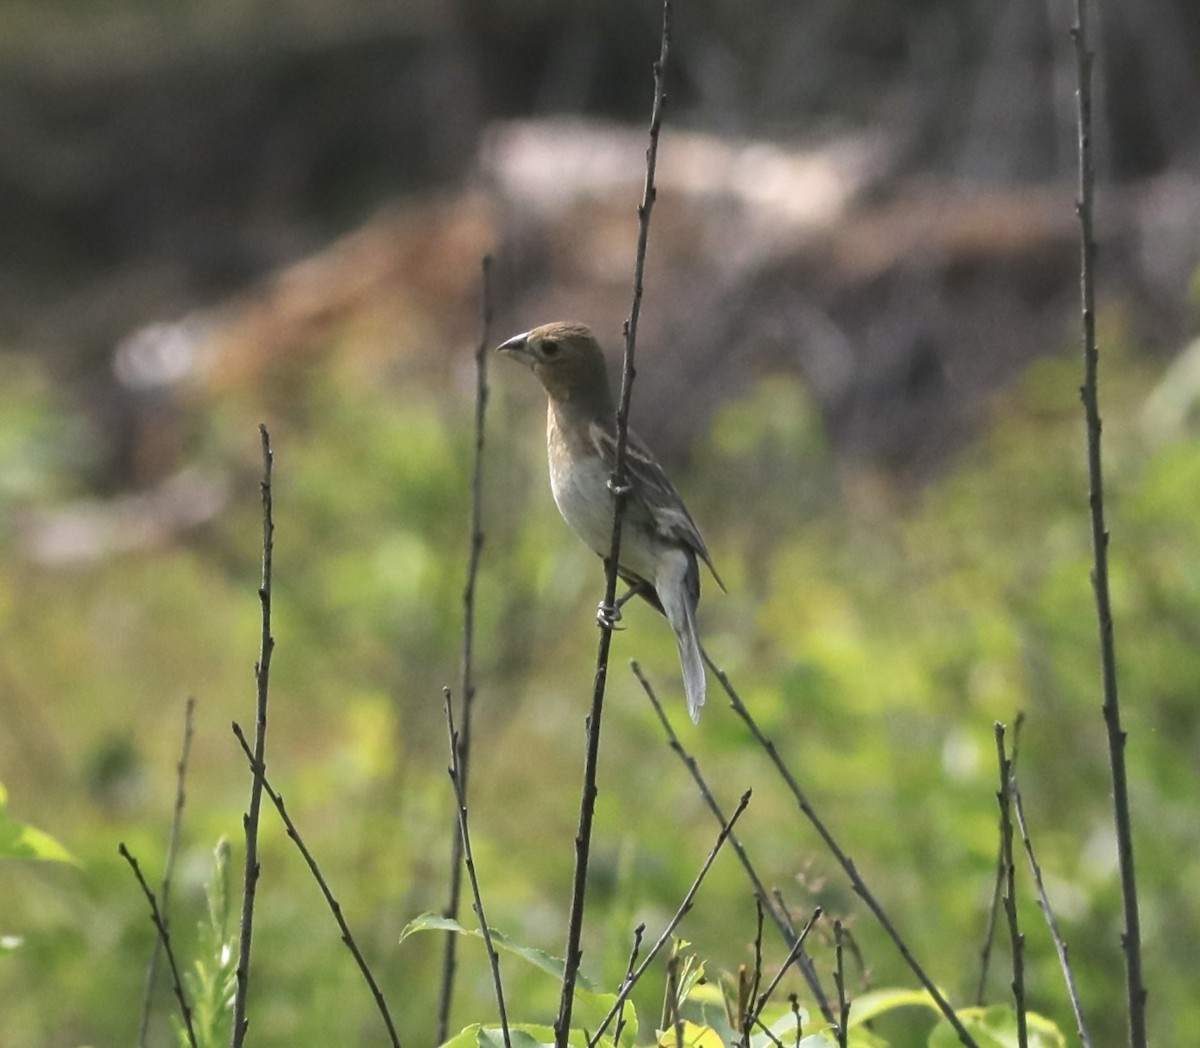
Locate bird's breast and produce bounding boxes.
[547,418,659,583]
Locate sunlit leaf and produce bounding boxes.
[928,1006,1067,1048]
[0,784,77,864]
[847,987,942,1025]
[655,1019,725,1048]
[401,913,595,990]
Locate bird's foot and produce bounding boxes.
[606,478,632,496]
[596,601,625,631]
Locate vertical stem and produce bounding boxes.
[1069,3,1147,1044]
[437,255,494,1044]
[553,4,671,1045]
[833,920,850,1048]
[445,691,511,1048]
[138,696,196,1047]
[994,724,1027,1048]
[230,425,275,1048]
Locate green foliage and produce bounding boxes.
[0,782,76,864]
[0,326,1197,1045]
[176,838,237,1048]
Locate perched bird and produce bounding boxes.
[497,321,723,722]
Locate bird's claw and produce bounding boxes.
[597,602,625,631]
[607,478,632,496]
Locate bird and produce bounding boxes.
[497,321,723,722]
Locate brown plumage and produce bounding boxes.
[497,321,722,722]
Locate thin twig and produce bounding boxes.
[665,953,685,1048]
[632,660,834,1022]
[746,908,822,1035]
[1012,775,1094,1047]
[750,1013,788,1048]
[438,254,495,1043]
[742,900,766,1047]
[994,724,1028,1048]
[975,839,1005,1006]
[587,789,751,1047]
[231,424,275,1048]
[833,920,850,1048]
[1069,2,1146,1044]
[138,696,196,1047]
[445,689,511,1048]
[705,651,979,1048]
[789,995,803,1048]
[613,924,645,1048]
[120,843,198,1048]
[231,723,401,1048]
[555,4,671,1045]
[771,891,798,938]
[976,714,1023,1007]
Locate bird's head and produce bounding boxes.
[496,322,613,408]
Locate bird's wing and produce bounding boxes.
[588,419,726,590]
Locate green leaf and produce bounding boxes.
[445,1024,592,1048]
[0,783,77,864]
[848,987,942,1025]
[928,1006,1067,1048]
[654,1019,726,1048]
[478,1028,545,1048]
[400,913,596,992]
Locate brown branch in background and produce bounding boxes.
[437,254,494,1044]
[586,788,751,1048]
[138,696,196,1048]
[1069,3,1147,1044]
[554,4,671,1045]
[833,920,850,1048]
[230,425,275,1048]
[445,689,511,1048]
[1012,773,1094,1047]
[631,660,834,1023]
[704,651,980,1048]
[120,843,198,1048]
[993,724,1028,1048]
[231,722,401,1048]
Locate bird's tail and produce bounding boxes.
[657,551,706,723]
[674,601,706,723]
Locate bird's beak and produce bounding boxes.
[496,332,533,363]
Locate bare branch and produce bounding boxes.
[833,920,850,1048]
[613,924,645,1048]
[705,651,979,1048]
[994,724,1028,1048]
[438,254,495,1043]
[120,843,198,1048]
[231,723,401,1048]
[587,788,751,1047]
[632,659,834,1022]
[445,689,511,1048]
[555,4,672,1045]
[746,908,822,1034]
[1012,773,1094,1047]
[1069,1,1146,1042]
[230,424,276,1048]
[138,696,196,1047]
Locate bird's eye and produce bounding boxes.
[541,340,560,357]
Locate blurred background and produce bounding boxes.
[2,0,1199,1044]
